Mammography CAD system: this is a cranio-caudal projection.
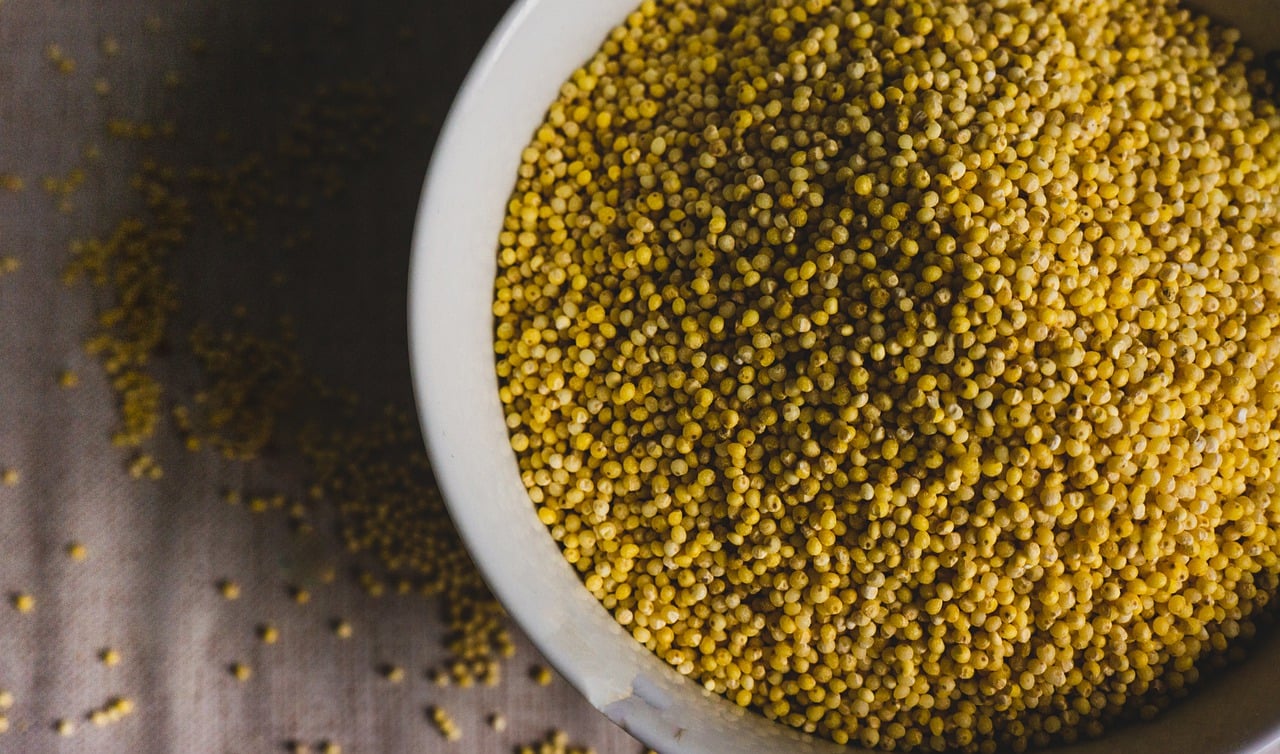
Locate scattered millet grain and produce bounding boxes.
[289,585,311,604]
[380,664,405,684]
[66,541,88,561]
[427,705,461,742]
[331,619,352,639]
[229,663,252,682]
[0,256,19,275]
[218,579,241,600]
[54,718,75,736]
[0,174,22,193]
[1,468,19,487]
[0,715,8,734]
[88,696,135,727]
[58,370,80,389]
[530,665,553,687]
[515,729,597,754]
[450,663,475,689]
[0,691,12,710]
[257,623,280,645]
[495,0,1280,751]
[318,741,341,754]
[99,648,120,667]
[488,712,508,733]
[10,593,34,614]
[126,452,162,480]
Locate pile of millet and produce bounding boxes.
[494,0,1280,750]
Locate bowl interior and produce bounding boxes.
[409,1,1280,752]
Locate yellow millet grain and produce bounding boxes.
[494,0,1280,750]
[530,664,554,686]
[257,623,280,644]
[381,664,406,684]
[516,729,598,754]
[427,705,462,741]
[88,696,135,727]
[218,579,241,600]
[71,68,513,675]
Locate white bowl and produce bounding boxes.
[409,2,1280,752]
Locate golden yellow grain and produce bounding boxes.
[494,0,1280,750]
[515,729,597,754]
[427,705,461,741]
[257,623,279,645]
[530,665,553,687]
[380,664,405,684]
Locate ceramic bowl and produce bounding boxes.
[409,2,1280,751]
